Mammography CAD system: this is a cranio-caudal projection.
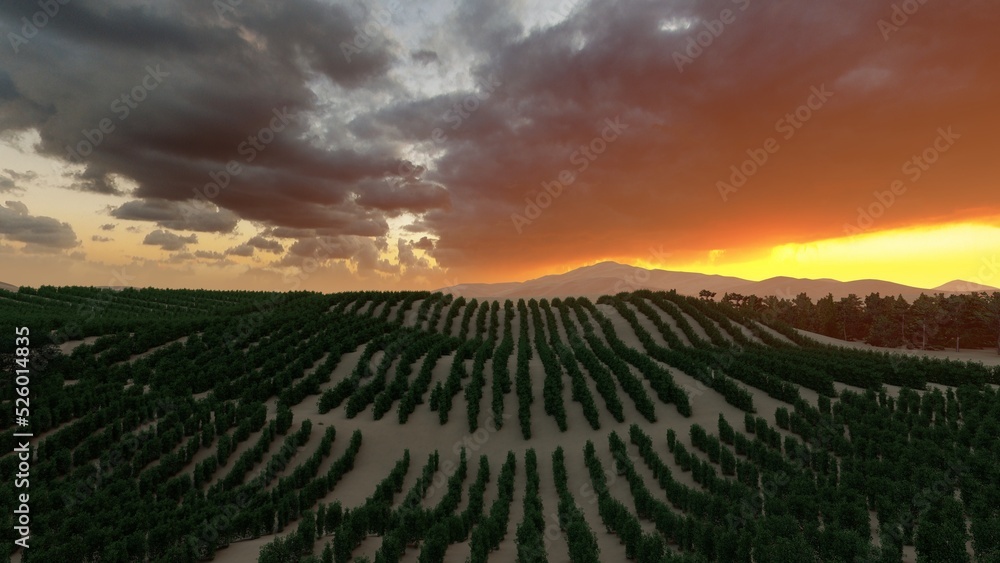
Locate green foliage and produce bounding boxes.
[7,288,1000,563]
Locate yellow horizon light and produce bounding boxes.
[663,222,1000,289]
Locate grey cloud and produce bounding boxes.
[354,179,451,214]
[142,229,197,251]
[397,238,428,269]
[111,199,239,233]
[411,49,439,65]
[0,169,36,192]
[0,201,79,251]
[65,165,120,195]
[412,236,434,251]
[226,244,254,257]
[0,0,402,238]
[247,235,283,253]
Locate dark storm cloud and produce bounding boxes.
[64,165,121,195]
[0,0,417,258]
[451,0,523,53]
[355,179,450,214]
[4,0,999,285]
[110,199,239,233]
[402,0,1000,278]
[0,200,78,250]
[0,69,17,101]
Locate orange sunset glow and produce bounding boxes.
[1,1,999,292]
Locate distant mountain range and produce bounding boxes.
[436,261,1000,300]
[0,282,17,292]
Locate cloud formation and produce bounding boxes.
[0,169,35,193]
[111,199,240,233]
[247,235,284,254]
[0,201,78,251]
[0,0,998,288]
[142,229,197,251]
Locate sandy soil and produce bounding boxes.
[57,335,101,354]
[61,296,985,563]
[622,301,674,349]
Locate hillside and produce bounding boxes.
[933,279,1000,293]
[0,281,17,292]
[438,261,997,300]
[2,287,998,562]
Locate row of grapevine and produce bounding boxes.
[514,449,548,562]
[515,300,535,439]
[468,452,517,562]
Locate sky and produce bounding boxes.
[0,0,999,293]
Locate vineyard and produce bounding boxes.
[2,286,999,562]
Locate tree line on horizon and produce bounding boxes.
[701,289,1000,353]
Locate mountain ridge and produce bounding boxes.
[437,261,999,300]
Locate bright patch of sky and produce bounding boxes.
[659,17,695,32]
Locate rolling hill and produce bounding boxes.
[437,261,998,300]
[3,287,998,562]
